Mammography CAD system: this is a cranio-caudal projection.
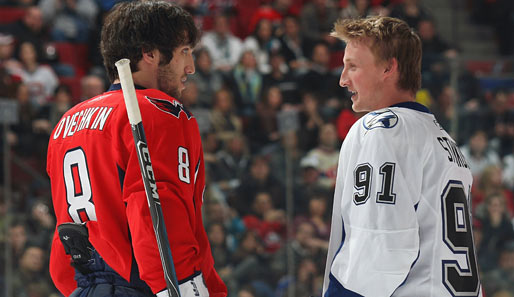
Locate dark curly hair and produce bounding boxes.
[100,1,200,82]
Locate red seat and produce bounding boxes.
[466,60,495,75]
[54,42,90,77]
[0,6,26,24]
[330,50,345,70]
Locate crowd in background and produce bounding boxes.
[0,0,513,296]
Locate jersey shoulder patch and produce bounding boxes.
[145,96,193,120]
[363,109,399,130]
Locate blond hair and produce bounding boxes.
[332,16,422,94]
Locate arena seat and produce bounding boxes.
[0,6,26,24]
[54,42,90,77]
[330,50,345,70]
[466,60,496,75]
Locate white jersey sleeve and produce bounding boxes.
[323,103,482,297]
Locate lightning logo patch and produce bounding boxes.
[363,109,398,130]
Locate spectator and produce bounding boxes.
[417,18,457,95]
[302,123,340,190]
[270,221,327,284]
[3,6,47,61]
[275,257,320,297]
[181,80,212,135]
[203,198,246,250]
[243,191,287,253]
[277,14,312,76]
[11,244,57,297]
[25,201,54,250]
[79,73,106,102]
[431,84,457,131]
[295,191,331,240]
[227,49,263,117]
[0,64,19,100]
[234,155,284,216]
[262,51,299,105]
[476,192,514,272]
[481,240,514,295]
[340,0,385,19]
[299,42,342,113]
[39,0,99,42]
[473,165,514,217]
[0,32,23,76]
[247,0,300,37]
[190,47,224,108]
[203,130,222,182]
[389,0,431,29]
[212,133,251,198]
[33,84,74,137]
[209,88,243,143]
[487,89,514,157]
[299,0,340,46]
[6,217,29,271]
[14,41,58,109]
[230,230,272,295]
[417,18,458,71]
[207,222,232,276]
[243,18,281,75]
[297,92,324,152]
[8,82,40,157]
[296,156,323,203]
[201,13,244,72]
[267,130,303,189]
[460,129,501,179]
[246,86,283,152]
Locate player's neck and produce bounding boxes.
[131,71,158,90]
[381,86,415,109]
[112,71,157,90]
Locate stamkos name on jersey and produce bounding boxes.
[53,106,114,140]
[437,136,469,168]
[364,109,398,130]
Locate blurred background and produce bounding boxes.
[0,0,512,296]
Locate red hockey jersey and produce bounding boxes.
[47,85,227,296]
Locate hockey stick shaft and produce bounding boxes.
[115,58,181,297]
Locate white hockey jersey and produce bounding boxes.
[323,102,482,297]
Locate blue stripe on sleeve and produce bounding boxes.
[325,273,363,297]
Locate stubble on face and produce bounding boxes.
[157,62,182,99]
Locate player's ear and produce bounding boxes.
[383,58,398,75]
[141,49,160,66]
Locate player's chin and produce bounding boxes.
[166,88,182,99]
[352,100,363,113]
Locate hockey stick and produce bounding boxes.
[115,58,181,297]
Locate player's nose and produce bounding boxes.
[339,69,349,88]
[186,54,195,75]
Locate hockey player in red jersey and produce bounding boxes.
[46,1,227,296]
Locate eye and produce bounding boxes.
[182,48,190,55]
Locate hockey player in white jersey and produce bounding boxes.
[322,16,482,297]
